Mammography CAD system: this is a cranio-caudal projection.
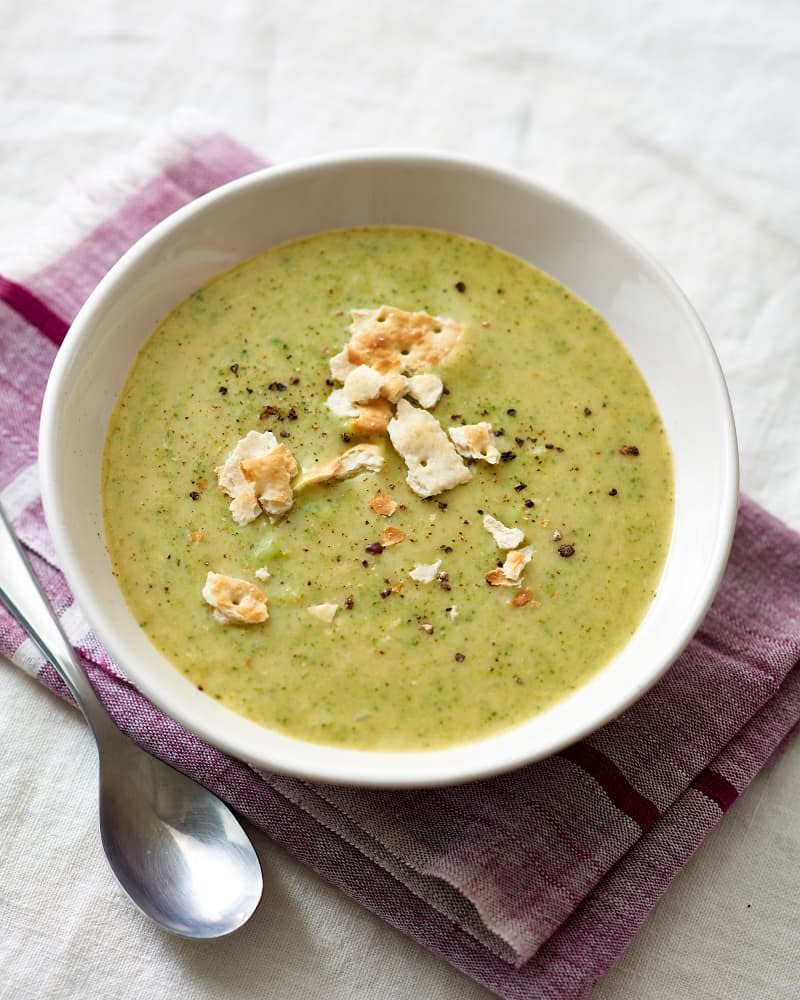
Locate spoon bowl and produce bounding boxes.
[0,503,263,938]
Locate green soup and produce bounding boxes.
[103,226,673,751]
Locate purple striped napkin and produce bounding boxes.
[2,127,800,1000]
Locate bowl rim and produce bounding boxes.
[39,148,740,787]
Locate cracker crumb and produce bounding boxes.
[503,546,533,581]
[509,588,534,607]
[190,529,204,543]
[409,560,442,583]
[202,572,268,625]
[307,602,338,623]
[344,306,465,375]
[240,443,298,519]
[254,567,271,582]
[369,492,399,517]
[485,568,519,587]
[388,399,471,498]
[483,514,525,550]
[448,422,501,465]
[485,546,533,587]
[295,443,383,490]
[406,373,443,410]
[380,526,406,547]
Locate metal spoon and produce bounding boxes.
[0,504,263,938]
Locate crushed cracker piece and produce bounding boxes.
[241,444,298,519]
[329,348,356,383]
[295,444,383,490]
[215,430,280,526]
[406,373,443,409]
[448,422,501,464]
[380,526,406,547]
[343,306,465,375]
[326,388,361,418]
[342,364,385,403]
[254,566,271,582]
[307,603,338,623]
[380,371,409,404]
[483,514,525,550]
[447,605,459,620]
[409,560,442,583]
[350,397,393,436]
[388,399,471,498]
[369,492,398,517]
[190,529,204,543]
[202,572,268,625]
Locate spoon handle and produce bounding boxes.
[0,502,109,732]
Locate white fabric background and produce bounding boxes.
[1,1,799,997]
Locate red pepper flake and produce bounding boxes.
[379,588,392,598]
[558,544,576,558]
[218,386,228,395]
[583,406,592,416]
[524,498,535,508]
[269,381,287,391]
[290,376,300,385]
[230,363,239,375]
[514,482,527,492]
[365,542,384,555]
[500,451,516,462]
[260,405,280,419]
[341,433,352,443]
[344,596,354,609]
[455,281,466,293]
[608,488,618,496]
[189,491,200,500]
[287,407,298,420]
[246,387,253,394]
[619,444,640,456]
[455,652,465,662]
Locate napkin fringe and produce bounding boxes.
[8,108,223,279]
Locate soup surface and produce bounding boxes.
[103,226,673,750]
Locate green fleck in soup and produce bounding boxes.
[102,226,673,751]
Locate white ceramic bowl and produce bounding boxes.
[39,152,738,787]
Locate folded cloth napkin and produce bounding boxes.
[2,123,800,1000]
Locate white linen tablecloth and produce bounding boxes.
[1,2,798,997]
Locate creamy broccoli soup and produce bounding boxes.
[103,226,673,751]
